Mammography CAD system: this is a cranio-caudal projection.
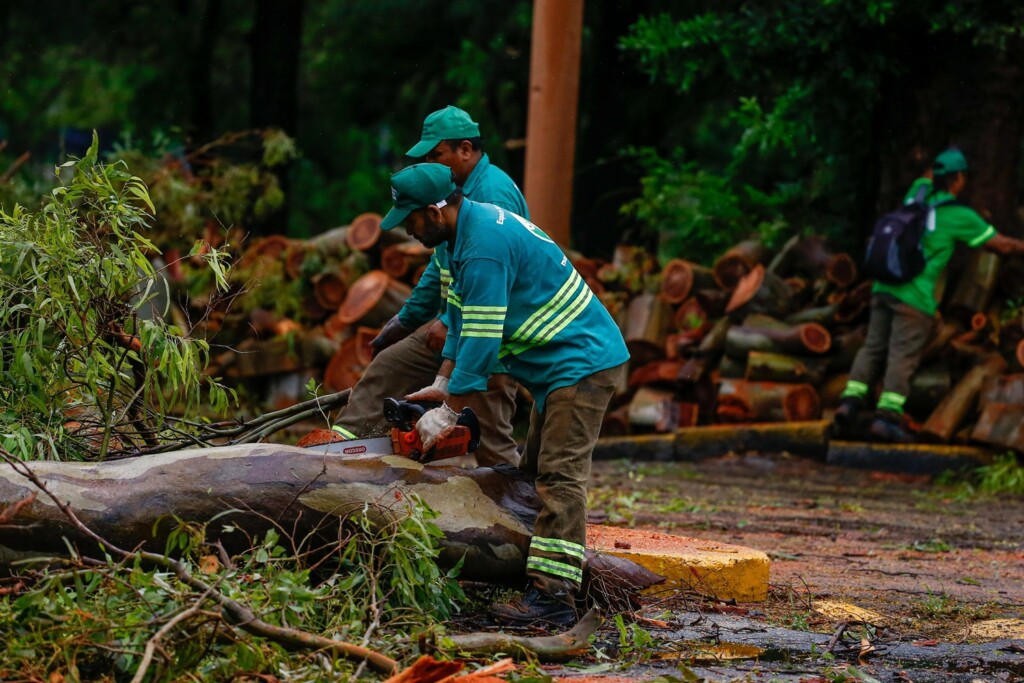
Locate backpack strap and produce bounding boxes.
[910,183,930,205]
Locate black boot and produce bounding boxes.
[831,397,864,438]
[489,585,577,627]
[870,410,915,443]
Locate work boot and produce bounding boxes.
[489,585,577,627]
[870,410,915,443]
[831,397,864,439]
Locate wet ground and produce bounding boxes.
[458,453,1024,681]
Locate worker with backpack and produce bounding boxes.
[833,148,1024,442]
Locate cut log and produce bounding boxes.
[947,251,1001,325]
[624,293,675,347]
[971,403,1024,452]
[628,360,684,388]
[768,235,857,287]
[345,212,385,251]
[660,259,715,304]
[977,373,1024,406]
[238,234,293,268]
[380,242,432,280]
[628,387,684,432]
[725,264,792,318]
[695,288,731,319]
[905,364,952,420]
[745,351,825,385]
[920,317,963,364]
[718,355,746,379]
[283,243,308,280]
[324,336,367,391]
[785,304,837,326]
[921,352,1008,443]
[678,318,731,383]
[222,334,337,379]
[716,379,820,423]
[713,240,767,290]
[724,322,832,358]
[673,297,709,337]
[0,446,664,596]
[353,326,380,366]
[312,271,349,311]
[333,270,412,327]
[832,280,873,324]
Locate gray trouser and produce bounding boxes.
[520,362,627,595]
[332,322,520,466]
[845,293,935,415]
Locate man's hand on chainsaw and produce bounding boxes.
[417,403,459,452]
[370,315,413,357]
[405,374,449,403]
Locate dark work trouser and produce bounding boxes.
[519,362,627,596]
[332,322,521,467]
[842,293,935,415]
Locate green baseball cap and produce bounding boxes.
[405,106,481,158]
[380,163,457,231]
[933,148,968,174]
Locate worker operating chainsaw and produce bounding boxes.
[379,162,629,626]
[331,106,526,467]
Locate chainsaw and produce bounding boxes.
[309,398,480,463]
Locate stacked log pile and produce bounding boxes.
[586,236,1024,453]
[171,212,430,411]
[175,220,1024,453]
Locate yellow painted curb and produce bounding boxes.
[968,618,1024,640]
[587,525,770,602]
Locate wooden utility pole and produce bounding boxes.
[524,0,585,247]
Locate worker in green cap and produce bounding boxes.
[833,148,1024,442]
[331,106,527,467]
[379,161,628,627]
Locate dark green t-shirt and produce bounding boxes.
[873,178,996,316]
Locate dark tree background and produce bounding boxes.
[2,0,1023,256]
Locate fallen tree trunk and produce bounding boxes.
[0,446,662,596]
[724,322,831,358]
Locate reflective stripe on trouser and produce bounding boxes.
[840,380,870,400]
[332,322,520,467]
[877,391,906,414]
[520,362,627,594]
[846,293,935,415]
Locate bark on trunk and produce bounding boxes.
[0,446,662,593]
[921,353,1007,442]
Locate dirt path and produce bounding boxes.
[589,453,1024,636]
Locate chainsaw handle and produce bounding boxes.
[455,407,481,453]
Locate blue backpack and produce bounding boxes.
[863,185,954,284]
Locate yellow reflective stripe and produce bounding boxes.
[526,556,583,583]
[463,313,505,321]
[463,305,506,313]
[503,285,591,356]
[462,330,503,338]
[530,536,586,560]
[533,285,592,344]
[510,270,581,343]
[968,225,996,248]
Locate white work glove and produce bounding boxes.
[405,375,450,403]
[416,403,459,452]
